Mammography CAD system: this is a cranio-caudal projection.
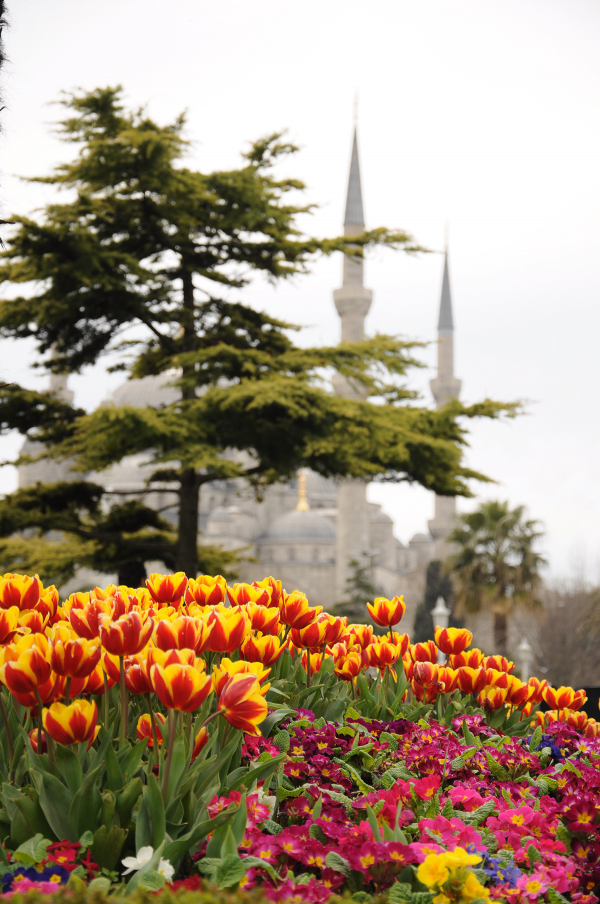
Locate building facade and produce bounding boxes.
[18,130,461,633]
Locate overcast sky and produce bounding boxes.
[0,0,599,578]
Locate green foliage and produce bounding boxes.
[447,500,545,652]
[0,86,517,581]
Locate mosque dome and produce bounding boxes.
[107,372,180,409]
[260,508,336,545]
[409,532,431,544]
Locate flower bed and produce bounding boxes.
[0,572,596,903]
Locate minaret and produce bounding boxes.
[334,129,372,600]
[428,248,462,549]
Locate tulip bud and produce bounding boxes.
[367,596,406,629]
[434,627,473,656]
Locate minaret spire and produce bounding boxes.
[430,249,461,406]
[333,128,372,345]
[429,245,462,546]
[333,126,373,600]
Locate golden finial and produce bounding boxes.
[296,470,310,511]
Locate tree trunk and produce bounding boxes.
[493,611,508,656]
[176,468,200,576]
[176,266,201,577]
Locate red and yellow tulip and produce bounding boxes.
[43,699,99,746]
[367,596,406,629]
[184,575,227,607]
[136,712,166,746]
[240,632,285,667]
[51,636,101,679]
[434,626,473,656]
[279,592,321,629]
[99,611,154,657]
[150,661,213,712]
[206,607,250,653]
[217,673,268,736]
[146,572,188,607]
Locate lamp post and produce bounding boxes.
[432,596,451,664]
[516,637,533,683]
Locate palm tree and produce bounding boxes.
[447,501,546,654]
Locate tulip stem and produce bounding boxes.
[103,672,110,732]
[119,657,128,747]
[162,709,177,806]
[199,709,223,732]
[384,667,390,706]
[0,693,14,781]
[145,694,159,764]
[35,690,54,773]
[306,653,311,688]
[64,677,71,707]
[185,711,192,748]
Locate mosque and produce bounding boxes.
[18,130,463,635]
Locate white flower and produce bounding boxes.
[257,788,276,818]
[122,846,154,875]
[158,859,175,881]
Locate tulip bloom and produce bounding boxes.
[136,712,166,747]
[212,659,270,695]
[2,637,52,694]
[217,673,268,736]
[527,676,548,704]
[409,641,438,664]
[84,663,111,696]
[206,608,250,653]
[342,625,373,649]
[543,685,576,710]
[279,592,321,629]
[154,616,210,654]
[0,574,41,611]
[448,648,485,669]
[584,719,600,738]
[388,632,410,656]
[368,641,402,673]
[69,599,112,640]
[438,666,460,694]
[478,686,507,711]
[334,651,362,681]
[240,633,285,667]
[505,675,534,707]
[191,726,209,760]
[124,655,154,695]
[243,603,280,636]
[457,666,487,695]
[484,655,515,674]
[185,575,227,607]
[150,661,213,712]
[367,596,406,629]
[227,583,272,607]
[51,637,101,679]
[43,699,99,746]
[11,672,66,709]
[146,572,188,607]
[253,576,282,608]
[413,662,440,688]
[0,607,19,644]
[301,651,323,674]
[18,609,49,635]
[434,627,473,656]
[317,615,347,646]
[571,689,588,712]
[290,620,328,651]
[484,668,509,690]
[99,612,154,657]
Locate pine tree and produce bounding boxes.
[0,88,515,584]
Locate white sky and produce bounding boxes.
[0,0,599,578]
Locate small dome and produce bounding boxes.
[107,373,180,409]
[370,508,393,524]
[259,509,336,545]
[409,532,431,544]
